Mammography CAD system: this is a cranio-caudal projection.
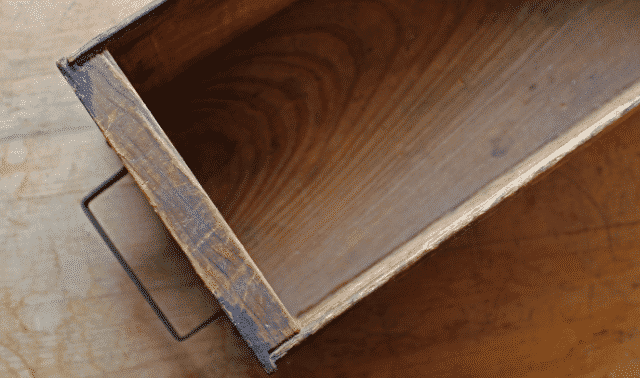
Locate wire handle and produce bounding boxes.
[81,166,222,341]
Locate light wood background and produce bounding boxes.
[2,0,640,377]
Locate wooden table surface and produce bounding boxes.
[3,1,640,377]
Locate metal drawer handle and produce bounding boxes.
[81,166,223,341]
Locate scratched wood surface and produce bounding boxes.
[4,0,640,377]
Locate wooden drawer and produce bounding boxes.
[57,0,640,372]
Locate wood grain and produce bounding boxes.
[57,51,298,371]
[274,75,640,360]
[6,87,640,377]
[5,0,640,373]
[272,103,640,377]
[80,0,299,94]
[0,129,267,378]
[130,0,640,318]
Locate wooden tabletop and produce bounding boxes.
[3,1,640,376]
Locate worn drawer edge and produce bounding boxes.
[57,51,299,372]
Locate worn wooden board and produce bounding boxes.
[56,51,299,370]
[5,72,640,377]
[0,130,266,378]
[0,2,269,377]
[5,0,640,376]
[129,0,640,321]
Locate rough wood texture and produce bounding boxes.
[5,0,640,373]
[56,51,298,371]
[0,133,268,378]
[130,0,640,319]
[6,86,640,377]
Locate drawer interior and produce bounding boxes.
[109,0,640,317]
